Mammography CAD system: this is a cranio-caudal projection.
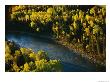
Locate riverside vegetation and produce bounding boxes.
[5,5,106,71]
[5,40,62,72]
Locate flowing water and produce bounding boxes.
[6,32,104,72]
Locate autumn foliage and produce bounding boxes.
[6,5,106,67]
[5,40,62,72]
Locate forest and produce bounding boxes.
[5,40,62,72]
[5,5,106,72]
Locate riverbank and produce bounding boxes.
[55,37,106,67]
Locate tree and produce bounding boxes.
[36,50,49,61]
[23,62,30,72]
[12,63,20,72]
[29,52,36,61]
[47,7,55,15]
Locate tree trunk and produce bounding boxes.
[103,35,106,56]
[96,34,100,55]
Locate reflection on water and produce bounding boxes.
[6,32,102,71]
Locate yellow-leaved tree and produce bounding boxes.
[23,62,30,72]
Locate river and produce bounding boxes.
[5,32,105,72]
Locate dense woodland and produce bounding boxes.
[5,40,62,72]
[5,5,106,72]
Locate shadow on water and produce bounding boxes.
[62,62,93,72]
[6,31,106,72]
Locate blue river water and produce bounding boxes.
[6,32,104,72]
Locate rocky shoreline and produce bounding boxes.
[55,38,106,67]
